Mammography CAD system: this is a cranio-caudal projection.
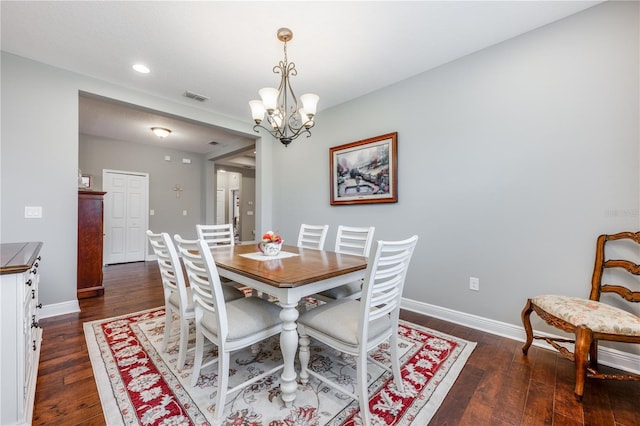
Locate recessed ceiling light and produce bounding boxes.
[132,64,150,74]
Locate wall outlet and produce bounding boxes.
[469,276,480,291]
[25,206,43,218]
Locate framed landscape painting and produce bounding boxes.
[330,132,397,205]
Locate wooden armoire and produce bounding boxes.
[77,190,106,298]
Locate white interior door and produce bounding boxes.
[103,170,149,264]
[216,188,225,225]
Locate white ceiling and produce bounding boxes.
[78,94,255,156]
[1,1,601,164]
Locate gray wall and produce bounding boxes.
[270,2,639,342]
[80,133,206,241]
[241,171,257,241]
[1,56,80,307]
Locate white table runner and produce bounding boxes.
[239,251,300,261]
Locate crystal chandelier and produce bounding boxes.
[249,28,319,147]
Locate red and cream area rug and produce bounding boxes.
[84,306,475,425]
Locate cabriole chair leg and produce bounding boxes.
[574,325,592,400]
[521,298,535,355]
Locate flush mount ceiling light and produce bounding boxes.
[249,28,319,147]
[151,127,171,138]
[132,63,150,74]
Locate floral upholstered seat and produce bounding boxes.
[531,295,640,336]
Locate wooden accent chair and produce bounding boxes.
[521,231,640,399]
[297,223,329,250]
[298,235,418,424]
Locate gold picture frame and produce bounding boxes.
[330,132,397,205]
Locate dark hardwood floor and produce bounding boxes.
[33,261,639,425]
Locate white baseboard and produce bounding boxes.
[401,297,640,375]
[39,299,80,319]
[38,294,640,374]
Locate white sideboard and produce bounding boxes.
[0,242,43,426]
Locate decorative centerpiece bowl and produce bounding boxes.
[259,241,283,256]
[258,231,283,256]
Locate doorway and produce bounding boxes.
[216,168,255,243]
[102,169,149,264]
[230,188,240,242]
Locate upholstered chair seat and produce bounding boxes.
[531,295,640,336]
[199,296,282,342]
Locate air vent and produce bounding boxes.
[183,90,209,102]
[208,141,219,145]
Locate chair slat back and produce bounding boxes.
[590,231,640,303]
[297,224,329,250]
[147,230,189,308]
[334,225,375,257]
[196,224,235,247]
[360,236,418,324]
[174,235,228,339]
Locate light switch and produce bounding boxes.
[247,211,254,216]
[182,210,187,216]
[182,158,191,164]
[164,155,171,161]
[150,209,155,216]
[25,206,42,219]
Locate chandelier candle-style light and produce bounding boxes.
[249,28,319,147]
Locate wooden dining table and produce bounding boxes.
[208,243,368,406]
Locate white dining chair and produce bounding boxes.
[297,223,329,250]
[174,236,284,424]
[298,235,418,425]
[197,223,250,292]
[147,230,194,370]
[196,223,235,247]
[314,225,375,303]
[147,230,244,370]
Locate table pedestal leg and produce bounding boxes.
[279,301,299,407]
